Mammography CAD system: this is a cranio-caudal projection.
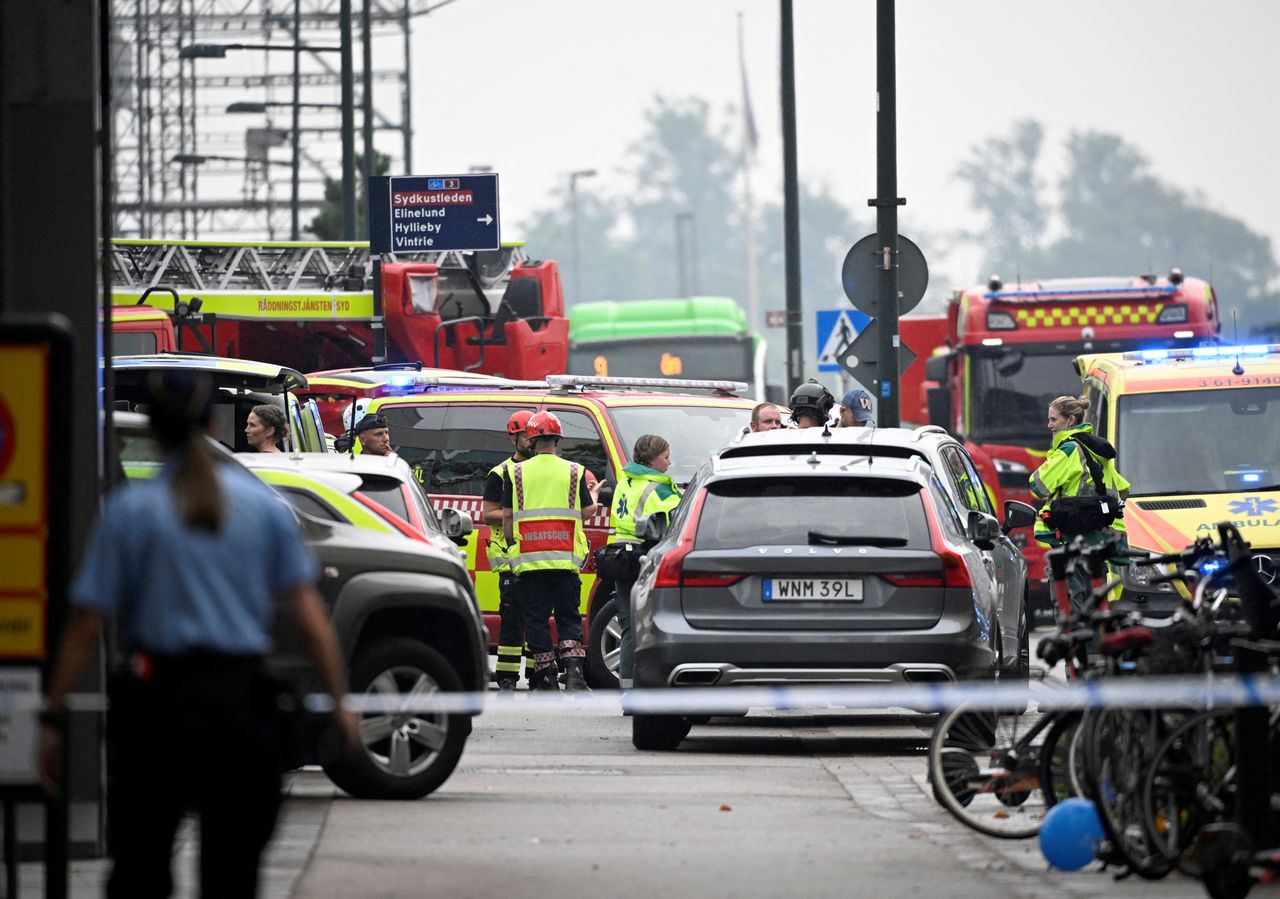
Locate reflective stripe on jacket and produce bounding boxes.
[486,457,517,570]
[1029,423,1131,544]
[511,453,587,573]
[611,464,681,543]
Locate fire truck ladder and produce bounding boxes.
[108,239,527,294]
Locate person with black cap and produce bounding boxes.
[39,370,358,899]
[838,388,875,428]
[354,413,393,456]
[788,379,835,429]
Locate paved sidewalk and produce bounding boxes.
[16,774,335,898]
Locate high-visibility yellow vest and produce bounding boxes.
[611,470,680,543]
[510,453,587,573]
[486,457,517,571]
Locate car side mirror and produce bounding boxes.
[1001,500,1037,535]
[642,515,669,543]
[439,508,474,546]
[966,509,1001,551]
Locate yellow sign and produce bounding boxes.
[112,290,374,321]
[593,355,609,376]
[660,352,684,376]
[0,601,43,657]
[0,345,47,529]
[0,342,48,658]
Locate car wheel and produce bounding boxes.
[1014,594,1030,682]
[632,713,692,751]
[586,595,621,689]
[323,638,468,800]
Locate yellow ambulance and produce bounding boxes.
[1074,344,1280,610]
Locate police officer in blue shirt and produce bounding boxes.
[39,371,358,899]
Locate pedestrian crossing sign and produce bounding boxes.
[816,309,871,372]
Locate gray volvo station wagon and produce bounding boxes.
[628,425,1035,750]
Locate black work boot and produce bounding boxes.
[563,658,590,693]
[495,676,517,697]
[531,667,561,694]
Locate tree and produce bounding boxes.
[309,151,392,241]
[955,120,1049,273]
[518,95,870,383]
[955,121,1280,336]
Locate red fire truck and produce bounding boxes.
[107,239,567,381]
[900,271,1220,616]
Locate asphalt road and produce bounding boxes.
[32,640,1209,897]
[283,694,1202,899]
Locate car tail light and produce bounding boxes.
[653,491,709,589]
[923,493,974,589]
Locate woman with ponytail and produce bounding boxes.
[40,370,358,898]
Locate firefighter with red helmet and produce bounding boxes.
[789,380,835,429]
[482,410,537,694]
[502,411,600,692]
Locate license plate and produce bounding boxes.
[763,578,863,601]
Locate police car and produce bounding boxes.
[1075,344,1280,610]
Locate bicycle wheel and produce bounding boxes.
[1082,707,1177,879]
[1141,709,1238,877]
[1039,710,1082,809]
[928,704,1050,839]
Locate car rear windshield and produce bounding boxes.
[694,476,931,550]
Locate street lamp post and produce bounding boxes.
[568,168,597,305]
[339,0,357,239]
[180,24,356,239]
[227,98,344,239]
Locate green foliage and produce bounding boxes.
[309,151,392,241]
[519,96,869,385]
[957,120,1280,338]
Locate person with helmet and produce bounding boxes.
[482,410,538,694]
[333,400,370,454]
[502,411,600,693]
[838,388,875,428]
[789,379,835,429]
[1030,394,1131,613]
[607,434,682,690]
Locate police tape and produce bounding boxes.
[41,673,1280,717]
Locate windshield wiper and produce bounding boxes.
[807,531,908,547]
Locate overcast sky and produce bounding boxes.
[401,0,1280,293]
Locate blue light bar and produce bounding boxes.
[1122,344,1280,363]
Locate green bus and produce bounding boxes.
[567,297,769,399]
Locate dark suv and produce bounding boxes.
[629,432,1034,751]
[113,412,487,800]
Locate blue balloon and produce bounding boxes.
[1039,798,1104,871]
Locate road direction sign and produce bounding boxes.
[816,308,871,372]
[841,234,929,316]
[369,174,501,254]
[836,319,917,382]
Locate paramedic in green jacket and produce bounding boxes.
[1029,394,1131,613]
[610,435,682,688]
